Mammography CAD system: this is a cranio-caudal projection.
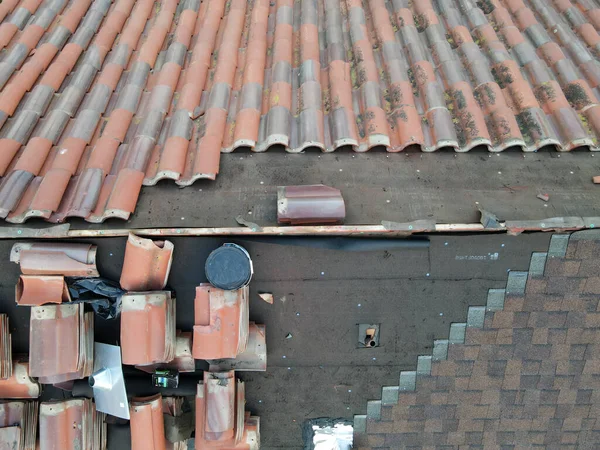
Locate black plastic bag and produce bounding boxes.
[67,278,125,320]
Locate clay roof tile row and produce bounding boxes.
[0,0,599,223]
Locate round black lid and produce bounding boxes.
[205,244,253,290]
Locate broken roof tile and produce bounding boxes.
[10,242,98,277]
[195,371,259,449]
[0,0,598,223]
[120,291,176,366]
[120,233,174,291]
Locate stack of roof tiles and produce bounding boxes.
[29,302,94,384]
[9,242,98,385]
[0,400,38,450]
[38,398,106,450]
[120,291,176,367]
[0,314,12,380]
[0,0,597,223]
[195,371,260,450]
[0,360,40,399]
[193,284,267,371]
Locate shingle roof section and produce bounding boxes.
[0,0,599,223]
[354,230,600,448]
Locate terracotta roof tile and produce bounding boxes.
[195,371,260,449]
[0,400,38,450]
[28,303,94,384]
[192,284,249,361]
[0,361,40,399]
[10,242,99,277]
[0,315,11,381]
[15,274,70,305]
[120,291,176,366]
[120,233,174,291]
[39,398,106,450]
[129,394,166,450]
[1,0,600,222]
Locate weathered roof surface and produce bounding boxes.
[0,0,599,225]
[354,230,600,448]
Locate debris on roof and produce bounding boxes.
[277,185,346,225]
[129,394,166,450]
[120,233,174,291]
[0,361,39,399]
[594,176,600,184]
[0,314,11,380]
[195,371,260,449]
[120,291,176,366]
[258,292,273,304]
[16,275,70,305]
[39,398,106,450]
[29,303,94,384]
[0,400,38,450]
[10,243,99,277]
[536,193,550,202]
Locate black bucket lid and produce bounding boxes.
[205,243,253,291]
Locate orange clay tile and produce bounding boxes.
[192,284,249,361]
[195,371,260,449]
[129,394,166,450]
[120,233,174,291]
[0,360,40,398]
[10,242,99,277]
[120,291,176,366]
[0,0,599,222]
[16,275,70,306]
[39,398,106,450]
[0,400,38,450]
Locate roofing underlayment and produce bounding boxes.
[0,0,598,224]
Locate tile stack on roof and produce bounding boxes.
[120,291,176,367]
[0,361,40,399]
[354,231,600,448]
[39,398,106,450]
[0,314,12,380]
[135,331,195,374]
[0,0,598,223]
[193,284,267,371]
[29,303,94,384]
[195,370,260,449]
[0,400,38,450]
[129,394,167,450]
